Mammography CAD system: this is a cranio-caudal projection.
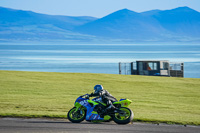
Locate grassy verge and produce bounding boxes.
[0,70,200,125]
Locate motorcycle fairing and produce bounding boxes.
[74,96,111,121]
[86,106,104,120]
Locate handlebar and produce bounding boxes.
[80,94,90,99]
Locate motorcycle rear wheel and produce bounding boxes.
[67,107,86,123]
[113,107,133,124]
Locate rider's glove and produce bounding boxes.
[89,93,94,97]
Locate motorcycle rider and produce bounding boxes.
[88,84,117,115]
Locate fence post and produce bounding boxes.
[181,63,184,77]
[131,62,134,75]
[119,62,121,74]
[168,62,171,77]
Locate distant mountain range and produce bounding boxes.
[0,6,200,43]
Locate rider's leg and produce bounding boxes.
[103,99,116,113]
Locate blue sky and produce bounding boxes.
[0,0,200,17]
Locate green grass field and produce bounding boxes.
[0,70,200,125]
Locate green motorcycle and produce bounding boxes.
[67,94,134,124]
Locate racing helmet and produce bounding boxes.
[94,84,103,93]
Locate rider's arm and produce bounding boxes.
[89,92,99,97]
[89,90,105,97]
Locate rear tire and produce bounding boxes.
[67,107,86,123]
[113,107,134,124]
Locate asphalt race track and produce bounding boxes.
[0,118,199,133]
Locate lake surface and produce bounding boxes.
[0,43,200,78]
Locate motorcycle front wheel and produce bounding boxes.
[113,107,134,124]
[67,107,86,123]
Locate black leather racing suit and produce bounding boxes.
[89,89,117,107]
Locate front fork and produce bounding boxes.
[74,102,85,116]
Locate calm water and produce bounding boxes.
[0,43,200,78]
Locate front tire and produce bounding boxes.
[113,107,134,124]
[67,107,86,123]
